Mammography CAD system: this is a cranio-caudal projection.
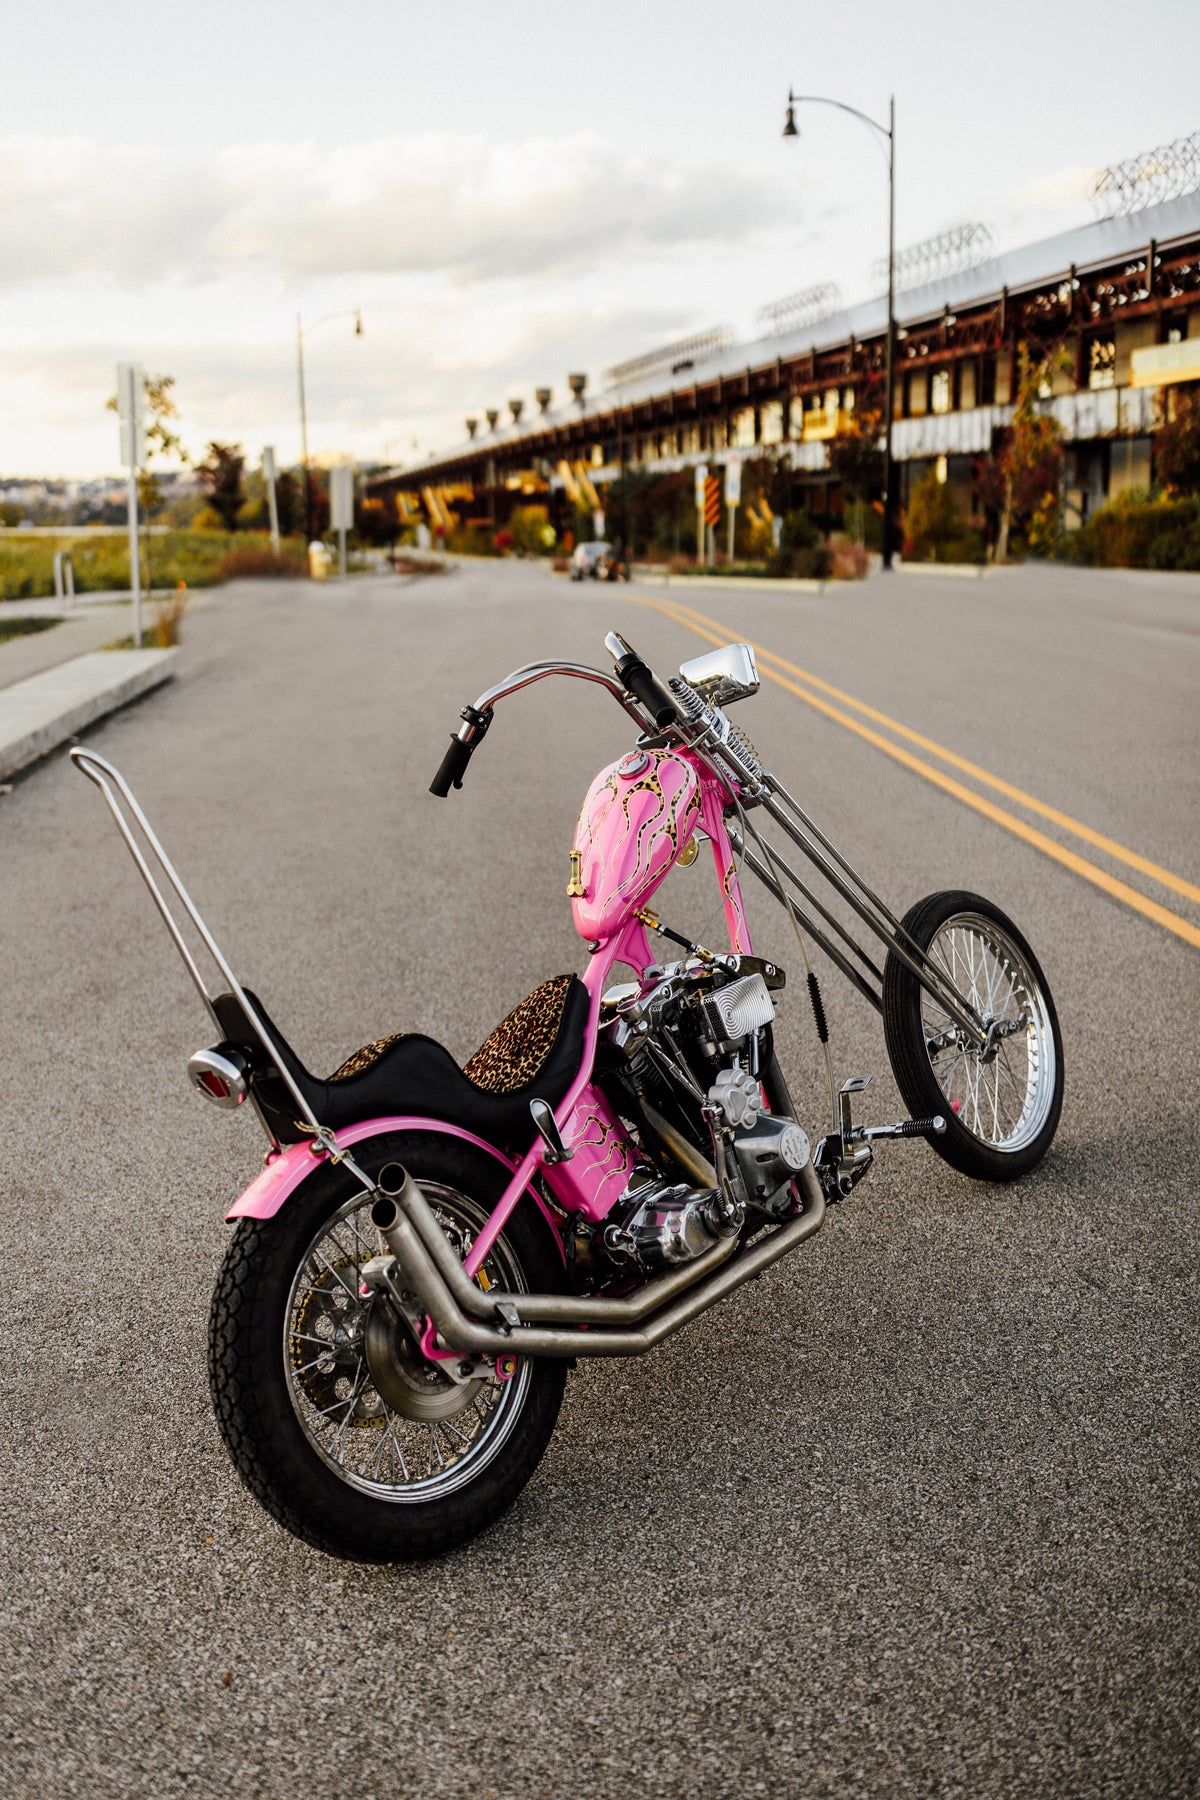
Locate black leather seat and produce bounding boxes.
[211,975,589,1153]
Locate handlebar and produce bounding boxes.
[609,647,679,729]
[428,637,680,798]
[428,703,493,796]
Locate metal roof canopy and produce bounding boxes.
[393,190,1200,474]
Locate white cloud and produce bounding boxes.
[0,131,780,288]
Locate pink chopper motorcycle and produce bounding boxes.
[72,631,1063,1563]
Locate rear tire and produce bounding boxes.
[882,890,1063,1183]
[208,1132,567,1562]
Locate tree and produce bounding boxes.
[105,373,187,515]
[995,345,1065,561]
[197,442,246,532]
[1155,387,1200,497]
[827,376,881,543]
[274,469,302,538]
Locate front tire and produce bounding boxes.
[882,890,1063,1182]
[208,1132,567,1562]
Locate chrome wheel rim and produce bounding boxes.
[920,912,1056,1153]
[283,1183,530,1503]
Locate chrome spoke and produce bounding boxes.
[283,1180,530,1503]
[920,912,1055,1152]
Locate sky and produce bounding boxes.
[3,0,1199,479]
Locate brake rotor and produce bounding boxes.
[289,1260,385,1428]
[363,1298,488,1423]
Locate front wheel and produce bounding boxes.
[208,1132,568,1562]
[882,890,1063,1182]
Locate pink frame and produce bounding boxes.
[225,748,753,1312]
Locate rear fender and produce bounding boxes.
[225,1114,565,1262]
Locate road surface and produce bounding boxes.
[1,558,1196,1798]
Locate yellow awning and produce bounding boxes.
[1130,341,1200,388]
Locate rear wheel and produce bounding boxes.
[208,1132,567,1562]
[882,890,1063,1182]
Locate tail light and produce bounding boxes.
[187,1043,251,1109]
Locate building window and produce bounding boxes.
[1088,339,1116,391]
[731,407,756,448]
[931,369,952,415]
[935,454,948,484]
[979,357,996,406]
[760,400,784,444]
[842,387,855,413]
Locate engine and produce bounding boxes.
[594,953,811,1276]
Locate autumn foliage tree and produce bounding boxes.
[1154,388,1200,497]
[197,442,246,531]
[993,345,1065,561]
[827,386,884,545]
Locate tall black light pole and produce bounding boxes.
[296,308,363,543]
[783,91,897,570]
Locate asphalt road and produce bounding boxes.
[1,558,1197,1799]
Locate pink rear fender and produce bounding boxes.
[224,1115,566,1263]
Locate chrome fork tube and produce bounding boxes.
[757,778,986,1039]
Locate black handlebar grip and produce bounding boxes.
[430,735,473,797]
[616,653,678,728]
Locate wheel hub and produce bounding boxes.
[363,1296,487,1422]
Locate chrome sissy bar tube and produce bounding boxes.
[70,747,326,1147]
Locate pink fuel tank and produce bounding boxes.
[571,748,700,942]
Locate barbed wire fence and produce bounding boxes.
[606,328,733,389]
[871,222,994,296]
[1090,129,1200,218]
[756,282,844,338]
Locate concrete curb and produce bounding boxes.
[0,648,177,782]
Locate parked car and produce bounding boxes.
[570,541,630,582]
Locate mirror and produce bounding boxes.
[678,642,760,705]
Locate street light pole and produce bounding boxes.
[296,314,310,542]
[295,308,363,545]
[783,91,898,570]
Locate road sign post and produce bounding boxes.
[703,473,722,566]
[116,362,144,647]
[694,462,708,567]
[262,446,281,556]
[329,464,354,578]
[724,456,742,564]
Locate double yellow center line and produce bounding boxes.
[631,590,1200,953]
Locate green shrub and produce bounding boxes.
[1060,495,1200,569]
[0,530,309,599]
[902,472,985,563]
[765,509,832,579]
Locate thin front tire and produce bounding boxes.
[882,890,1064,1182]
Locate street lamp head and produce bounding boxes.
[782,92,799,138]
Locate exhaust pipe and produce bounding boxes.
[393,1164,737,1325]
[368,1164,826,1360]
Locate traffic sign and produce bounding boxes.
[703,475,721,527]
[724,456,742,506]
[694,462,708,508]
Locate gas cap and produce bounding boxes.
[616,749,650,779]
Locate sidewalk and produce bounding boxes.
[0,605,132,692]
[0,648,177,783]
